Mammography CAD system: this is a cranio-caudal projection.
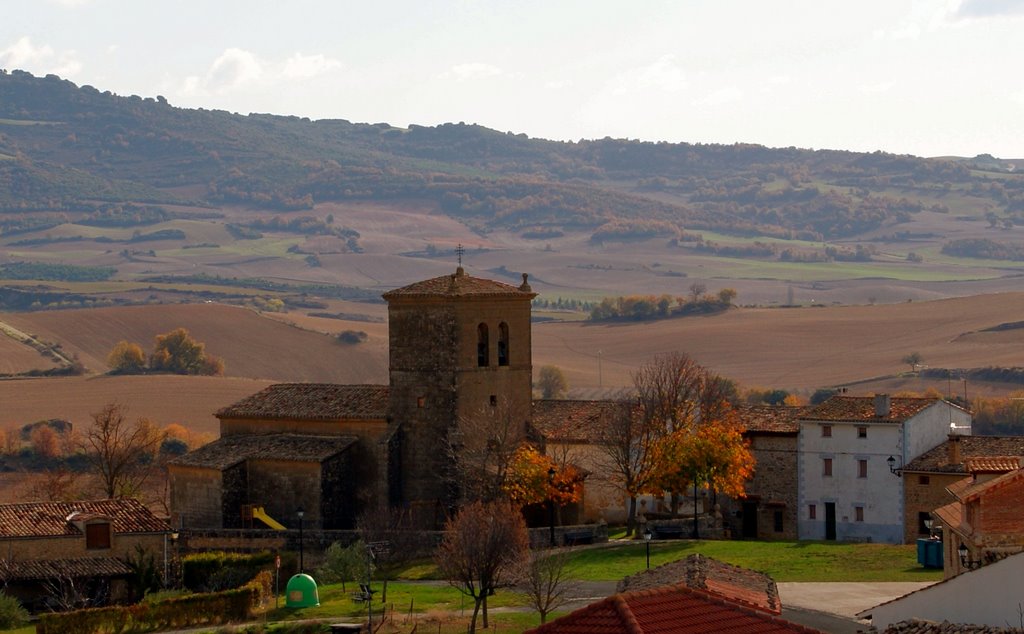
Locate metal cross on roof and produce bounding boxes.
[455,243,464,266]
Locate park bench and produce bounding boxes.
[350,583,374,602]
[651,525,684,539]
[563,529,594,546]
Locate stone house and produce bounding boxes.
[532,399,629,523]
[933,462,1024,579]
[0,498,170,610]
[719,405,805,541]
[798,394,971,544]
[900,435,1024,544]
[170,267,537,530]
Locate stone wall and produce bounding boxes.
[903,471,962,544]
[169,464,224,529]
[1,533,164,562]
[719,433,798,540]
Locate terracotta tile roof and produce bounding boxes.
[932,499,963,535]
[800,396,943,423]
[0,499,168,538]
[216,383,389,420]
[617,554,780,614]
[904,437,1024,474]
[170,433,358,470]
[524,583,823,634]
[382,267,536,300]
[533,399,627,442]
[961,467,1024,504]
[0,557,133,581]
[964,456,1022,473]
[737,406,807,435]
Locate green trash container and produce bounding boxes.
[285,573,320,608]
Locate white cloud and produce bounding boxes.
[952,0,1024,19]
[439,62,503,82]
[282,52,342,79]
[207,48,263,91]
[692,86,743,107]
[46,0,92,6]
[622,54,688,94]
[860,80,896,94]
[0,36,82,76]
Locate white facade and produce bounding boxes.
[798,397,971,544]
[867,551,1024,628]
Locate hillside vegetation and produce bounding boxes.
[2,69,1022,246]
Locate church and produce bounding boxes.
[168,266,555,530]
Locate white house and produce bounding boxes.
[862,550,1024,629]
[797,395,971,544]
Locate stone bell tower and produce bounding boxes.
[382,266,536,524]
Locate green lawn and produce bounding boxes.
[564,539,942,582]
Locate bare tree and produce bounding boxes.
[536,365,568,399]
[435,500,529,633]
[517,549,579,624]
[446,396,529,503]
[82,403,165,499]
[356,504,418,604]
[597,353,737,531]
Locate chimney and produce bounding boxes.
[948,433,962,465]
[874,394,891,417]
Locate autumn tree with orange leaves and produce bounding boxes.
[502,444,583,522]
[648,408,754,538]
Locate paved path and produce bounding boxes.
[777,581,936,619]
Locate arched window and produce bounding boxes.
[477,323,489,367]
[498,322,509,366]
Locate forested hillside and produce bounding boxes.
[2,69,1022,245]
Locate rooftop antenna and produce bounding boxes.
[455,243,464,267]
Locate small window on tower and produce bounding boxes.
[498,322,509,366]
[490,395,497,407]
[477,323,489,367]
[417,396,425,408]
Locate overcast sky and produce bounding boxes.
[3,0,1023,158]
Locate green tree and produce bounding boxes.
[0,592,28,629]
[902,352,923,372]
[107,340,146,374]
[317,540,367,592]
[537,365,568,399]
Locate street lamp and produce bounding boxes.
[643,528,652,569]
[547,467,557,547]
[163,529,178,588]
[887,455,903,477]
[297,507,305,573]
[957,542,982,570]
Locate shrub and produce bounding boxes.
[0,591,28,629]
[337,330,368,344]
[183,551,275,593]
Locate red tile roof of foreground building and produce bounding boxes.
[800,396,947,423]
[0,499,168,538]
[616,554,780,615]
[216,383,390,420]
[382,267,536,299]
[524,583,823,634]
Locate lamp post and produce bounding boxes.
[163,529,178,588]
[297,507,305,574]
[548,467,557,547]
[643,528,652,569]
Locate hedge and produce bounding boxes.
[35,571,272,634]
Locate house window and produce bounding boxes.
[855,506,864,522]
[497,322,509,366]
[858,459,868,478]
[489,395,497,407]
[821,425,832,438]
[918,475,930,485]
[416,396,425,408]
[857,426,867,438]
[823,458,833,476]
[773,510,784,533]
[85,522,111,549]
[477,323,489,367]
[809,504,816,520]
